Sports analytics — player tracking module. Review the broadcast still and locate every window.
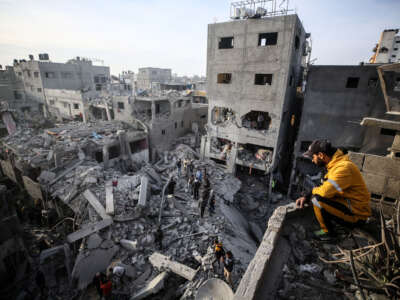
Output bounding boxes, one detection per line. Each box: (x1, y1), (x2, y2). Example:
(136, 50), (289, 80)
(289, 75), (293, 86)
(161, 129), (166, 135)
(396, 41), (400, 43)
(255, 74), (273, 85)
(368, 78), (378, 88)
(392, 55), (396, 58)
(258, 32), (278, 46)
(34, 72), (39, 78)
(45, 72), (55, 78)
(129, 139), (147, 154)
(94, 76), (100, 83)
(13, 91), (22, 100)
(394, 48), (398, 51)
(217, 73), (232, 84)
(95, 151), (103, 163)
(181, 120), (184, 128)
(118, 102), (125, 110)
(219, 37), (234, 49)
(17, 72), (22, 76)
(63, 102), (68, 108)
(295, 36), (300, 50)
(73, 103), (80, 109)
(346, 77), (359, 88)
(101, 77), (106, 83)
(26, 70), (31, 77)
(200, 114), (206, 119)
(174, 122), (177, 129)
(37, 88), (42, 92)
(49, 100), (55, 105)
(61, 72), (73, 79)
(108, 145), (121, 159)
(96, 84), (102, 91)
(380, 128), (396, 136)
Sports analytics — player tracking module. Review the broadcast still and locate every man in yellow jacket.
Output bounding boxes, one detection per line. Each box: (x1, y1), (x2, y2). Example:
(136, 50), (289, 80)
(296, 140), (371, 241)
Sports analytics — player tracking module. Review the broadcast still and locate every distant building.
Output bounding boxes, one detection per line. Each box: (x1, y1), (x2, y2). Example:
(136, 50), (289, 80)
(12, 55), (110, 114)
(202, 14), (309, 187)
(0, 66), (39, 115)
(136, 67), (172, 91)
(370, 29), (400, 64)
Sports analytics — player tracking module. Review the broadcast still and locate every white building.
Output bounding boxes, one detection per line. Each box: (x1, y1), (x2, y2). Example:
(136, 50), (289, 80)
(370, 29), (400, 64)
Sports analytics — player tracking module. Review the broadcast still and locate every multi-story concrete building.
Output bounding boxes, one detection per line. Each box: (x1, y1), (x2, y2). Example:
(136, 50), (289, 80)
(370, 29), (400, 64)
(202, 13), (309, 186)
(0, 66), (38, 114)
(12, 55), (110, 113)
(136, 67), (172, 91)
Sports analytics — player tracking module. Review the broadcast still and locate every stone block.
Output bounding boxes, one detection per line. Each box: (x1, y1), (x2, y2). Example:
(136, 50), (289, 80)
(348, 152), (364, 170)
(149, 252), (197, 281)
(361, 172), (386, 195)
(363, 155), (400, 177)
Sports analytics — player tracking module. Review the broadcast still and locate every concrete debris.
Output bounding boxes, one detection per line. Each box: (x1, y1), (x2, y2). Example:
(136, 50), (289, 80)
(66, 218), (113, 243)
(149, 252), (198, 281)
(105, 181), (114, 215)
(83, 189), (111, 220)
(120, 239), (138, 252)
(131, 271), (169, 300)
(195, 278), (234, 300)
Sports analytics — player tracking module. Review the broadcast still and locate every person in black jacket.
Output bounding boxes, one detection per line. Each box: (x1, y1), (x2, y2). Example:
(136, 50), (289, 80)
(222, 251), (234, 288)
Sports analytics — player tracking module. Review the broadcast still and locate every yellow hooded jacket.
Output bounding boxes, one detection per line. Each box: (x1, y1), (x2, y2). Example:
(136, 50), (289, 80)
(312, 149), (371, 218)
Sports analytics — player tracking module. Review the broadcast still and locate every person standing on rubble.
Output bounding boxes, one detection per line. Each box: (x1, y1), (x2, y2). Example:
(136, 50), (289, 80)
(100, 275), (112, 300)
(200, 177), (211, 218)
(222, 251), (234, 288)
(193, 177), (201, 201)
(187, 175), (195, 196)
(176, 159), (182, 177)
(188, 160), (194, 178)
(295, 140), (371, 241)
(208, 189), (216, 216)
(213, 238), (225, 270)
(92, 272), (104, 299)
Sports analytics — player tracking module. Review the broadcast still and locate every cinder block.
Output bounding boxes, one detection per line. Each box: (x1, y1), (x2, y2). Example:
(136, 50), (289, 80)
(363, 155), (400, 177)
(386, 177), (400, 200)
(348, 152), (365, 170)
(361, 171), (386, 195)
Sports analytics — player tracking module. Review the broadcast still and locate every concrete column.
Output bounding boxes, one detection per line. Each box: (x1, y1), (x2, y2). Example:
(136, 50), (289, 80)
(151, 101), (156, 120)
(103, 146), (109, 169)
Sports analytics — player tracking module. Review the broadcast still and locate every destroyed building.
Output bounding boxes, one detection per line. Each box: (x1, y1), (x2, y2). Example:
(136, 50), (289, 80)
(12, 55), (110, 116)
(136, 67), (172, 91)
(201, 13), (309, 187)
(370, 29), (400, 64)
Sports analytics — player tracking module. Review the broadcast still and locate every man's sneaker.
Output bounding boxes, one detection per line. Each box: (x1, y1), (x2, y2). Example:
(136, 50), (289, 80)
(313, 229), (335, 242)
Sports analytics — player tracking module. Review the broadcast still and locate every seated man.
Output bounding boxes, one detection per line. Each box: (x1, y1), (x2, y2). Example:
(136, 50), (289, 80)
(296, 140), (371, 241)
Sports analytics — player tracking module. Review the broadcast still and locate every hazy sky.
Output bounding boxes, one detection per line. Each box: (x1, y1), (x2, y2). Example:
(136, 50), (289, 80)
(0, 0), (399, 76)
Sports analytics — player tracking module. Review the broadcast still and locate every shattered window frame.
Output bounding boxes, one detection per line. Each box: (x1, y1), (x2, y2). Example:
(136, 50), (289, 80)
(217, 73), (232, 84)
(258, 32), (278, 46)
(218, 36), (234, 49)
(254, 74), (273, 85)
(117, 102), (125, 110)
(345, 77), (359, 89)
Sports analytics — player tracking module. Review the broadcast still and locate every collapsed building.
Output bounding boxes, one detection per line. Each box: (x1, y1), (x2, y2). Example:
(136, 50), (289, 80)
(201, 12), (310, 189)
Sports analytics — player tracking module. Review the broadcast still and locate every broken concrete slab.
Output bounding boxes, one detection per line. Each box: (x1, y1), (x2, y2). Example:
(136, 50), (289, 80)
(87, 233), (103, 250)
(138, 176), (149, 207)
(67, 218), (113, 243)
(83, 189), (110, 220)
(131, 271), (169, 300)
(120, 239), (138, 252)
(71, 242), (119, 290)
(149, 252), (197, 281)
(105, 181), (114, 216)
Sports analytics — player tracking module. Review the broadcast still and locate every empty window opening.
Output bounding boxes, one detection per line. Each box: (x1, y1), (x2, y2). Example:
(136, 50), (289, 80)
(129, 139), (147, 154)
(211, 107), (236, 125)
(73, 103), (80, 109)
(255, 74), (273, 85)
(368, 78), (378, 88)
(154, 100), (171, 118)
(237, 143), (273, 167)
(392, 55), (397, 58)
(395, 152), (400, 158)
(219, 37), (234, 49)
(380, 128), (396, 136)
(258, 32), (278, 46)
(371, 193), (381, 199)
(108, 145), (121, 159)
(217, 73), (232, 84)
(37, 88), (42, 92)
(242, 111), (271, 130)
(21, 106), (31, 113)
(181, 120), (184, 128)
(289, 75), (293, 86)
(49, 100), (55, 105)
(295, 36), (300, 50)
(300, 141), (312, 152)
(210, 137), (232, 161)
(95, 151), (103, 163)
(384, 197), (396, 203)
(13, 91), (22, 100)
(34, 72), (39, 78)
(96, 84), (102, 91)
(155, 103), (160, 114)
(117, 102), (125, 110)
(394, 48), (398, 51)
(346, 77), (359, 88)
(45, 72), (55, 78)
(174, 122), (177, 129)
(200, 114), (207, 119)
(161, 129), (166, 135)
